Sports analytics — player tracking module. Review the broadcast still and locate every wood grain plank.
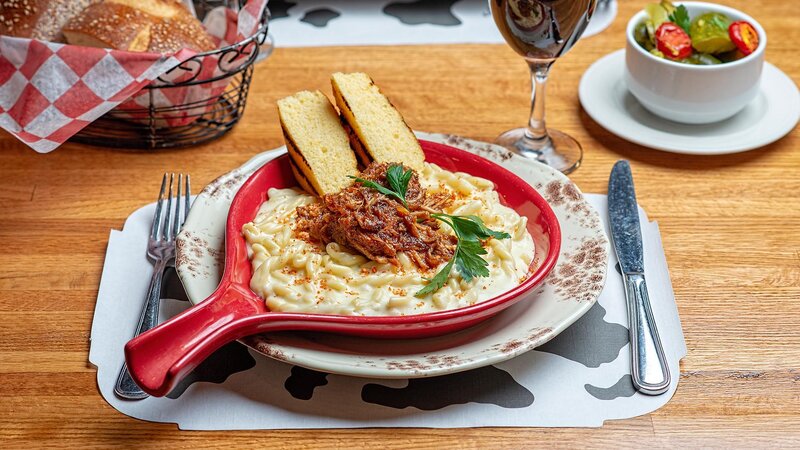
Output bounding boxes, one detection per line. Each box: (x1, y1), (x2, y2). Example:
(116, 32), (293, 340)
(0, 0), (798, 446)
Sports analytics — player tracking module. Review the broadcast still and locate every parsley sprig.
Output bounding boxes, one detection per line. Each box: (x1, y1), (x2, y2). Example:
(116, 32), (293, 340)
(349, 164), (511, 296)
(668, 4), (691, 34)
(349, 165), (412, 208)
(415, 214), (510, 297)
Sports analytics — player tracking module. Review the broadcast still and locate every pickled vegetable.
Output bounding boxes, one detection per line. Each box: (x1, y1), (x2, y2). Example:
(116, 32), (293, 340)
(682, 53), (722, 65)
(645, 3), (670, 28)
(655, 23), (692, 59)
(645, 19), (657, 46)
(690, 12), (735, 54)
(634, 3), (759, 65)
(716, 49), (745, 63)
(729, 21), (759, 55)
(634, 22), (655, 50)
(660, 0), (676, 15)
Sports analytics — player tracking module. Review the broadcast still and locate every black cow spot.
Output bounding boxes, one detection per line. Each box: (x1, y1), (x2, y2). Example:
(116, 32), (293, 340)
(361, 365), (533, 410)
(167, 342), (256, 398)
(300, 8), (341, 28)
(536, 302), (628, 368)
(285, 366), (329, 400)
(384, 0), (462, 26)
(615, 262), (622, 275)
(585, 375), (637, 400)
(269, 0), (297, 20)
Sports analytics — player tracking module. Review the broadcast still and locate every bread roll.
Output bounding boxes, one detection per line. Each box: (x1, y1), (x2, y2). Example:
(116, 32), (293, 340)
(62, 0), (215, 53)
(0, 0), (93, 41)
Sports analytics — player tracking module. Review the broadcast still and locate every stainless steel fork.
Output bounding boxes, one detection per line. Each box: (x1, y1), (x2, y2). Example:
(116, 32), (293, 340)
(115, 173), (191, 400)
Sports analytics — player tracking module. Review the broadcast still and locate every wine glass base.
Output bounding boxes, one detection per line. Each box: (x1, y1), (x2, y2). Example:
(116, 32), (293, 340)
(494, 128), (583, 175)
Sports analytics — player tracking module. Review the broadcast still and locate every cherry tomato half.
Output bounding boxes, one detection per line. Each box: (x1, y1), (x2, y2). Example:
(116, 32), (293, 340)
(655, 23), (692, 60)
(729, 21), (759, 56)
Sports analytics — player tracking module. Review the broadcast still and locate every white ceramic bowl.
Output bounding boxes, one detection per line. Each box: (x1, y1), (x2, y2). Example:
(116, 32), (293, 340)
(624, 2), (766, 124)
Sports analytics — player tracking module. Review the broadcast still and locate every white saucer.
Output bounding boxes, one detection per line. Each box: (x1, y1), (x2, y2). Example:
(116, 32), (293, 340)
(582, 0), (617, 39)
(579, 49), (800, 155)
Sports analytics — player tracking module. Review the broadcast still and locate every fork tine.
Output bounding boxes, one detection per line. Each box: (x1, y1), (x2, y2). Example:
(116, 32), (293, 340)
(162, 173), (174, 242)
(184, 174), (191, 224)
(151, 174), (167, 241)
(173, 174), (182, 239)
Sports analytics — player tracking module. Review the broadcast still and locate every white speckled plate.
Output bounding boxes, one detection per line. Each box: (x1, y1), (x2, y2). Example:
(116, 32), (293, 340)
(176, 132), (609, 378)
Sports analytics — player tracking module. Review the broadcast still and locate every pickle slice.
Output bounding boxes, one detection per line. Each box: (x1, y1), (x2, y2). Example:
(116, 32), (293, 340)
(690, 12), (736, 54)
(645, 3), (670, 28)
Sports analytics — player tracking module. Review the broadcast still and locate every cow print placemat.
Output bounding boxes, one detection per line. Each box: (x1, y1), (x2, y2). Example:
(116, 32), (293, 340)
(263, 0), (617, 48)
(91, 193), (685, 429)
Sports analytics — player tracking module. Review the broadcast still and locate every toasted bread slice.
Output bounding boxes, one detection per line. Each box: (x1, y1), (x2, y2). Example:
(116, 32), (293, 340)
(331, 72), (425, 171)
(277, 90), (358, 196)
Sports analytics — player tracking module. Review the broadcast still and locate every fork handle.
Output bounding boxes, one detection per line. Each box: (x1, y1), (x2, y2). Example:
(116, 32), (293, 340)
(114, 257), (170, 400)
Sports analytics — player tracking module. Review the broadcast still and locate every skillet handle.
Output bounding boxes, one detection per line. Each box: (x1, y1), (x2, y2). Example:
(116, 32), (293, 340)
(123, 284), (265, 397)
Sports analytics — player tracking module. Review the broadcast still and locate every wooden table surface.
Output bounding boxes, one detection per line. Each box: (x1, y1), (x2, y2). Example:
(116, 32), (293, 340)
(1, 0), (798, 447)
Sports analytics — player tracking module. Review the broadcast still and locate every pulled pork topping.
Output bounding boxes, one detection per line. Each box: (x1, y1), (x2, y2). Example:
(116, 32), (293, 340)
(295, 162), (456, 270)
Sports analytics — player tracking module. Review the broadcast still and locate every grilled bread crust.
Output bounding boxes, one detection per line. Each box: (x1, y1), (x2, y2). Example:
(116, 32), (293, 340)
(278, 90), (358, 196)
(331, 72), (425, 172)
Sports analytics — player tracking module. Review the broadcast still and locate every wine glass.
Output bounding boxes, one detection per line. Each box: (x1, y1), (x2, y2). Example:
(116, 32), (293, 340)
(490, 0), (597, 174)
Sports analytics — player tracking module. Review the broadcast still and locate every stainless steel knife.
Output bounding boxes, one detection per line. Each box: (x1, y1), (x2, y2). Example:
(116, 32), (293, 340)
(608, 160), (670, 396)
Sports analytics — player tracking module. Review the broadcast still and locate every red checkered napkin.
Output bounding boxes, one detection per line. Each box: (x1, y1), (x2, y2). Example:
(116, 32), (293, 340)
(0, 0), (267, 153)
(0, 39), (195, 152)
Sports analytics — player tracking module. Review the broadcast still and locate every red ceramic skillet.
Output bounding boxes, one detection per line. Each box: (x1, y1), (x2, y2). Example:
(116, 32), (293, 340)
(125, 140), (561, 397)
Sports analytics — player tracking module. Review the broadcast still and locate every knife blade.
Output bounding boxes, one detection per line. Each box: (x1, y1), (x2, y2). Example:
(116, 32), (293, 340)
(608, 160), (670, 396)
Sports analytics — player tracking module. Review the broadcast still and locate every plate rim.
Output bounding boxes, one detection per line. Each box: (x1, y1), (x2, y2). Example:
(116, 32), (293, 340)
(579, 49), (800, 155)
(176, 133), (609, 378)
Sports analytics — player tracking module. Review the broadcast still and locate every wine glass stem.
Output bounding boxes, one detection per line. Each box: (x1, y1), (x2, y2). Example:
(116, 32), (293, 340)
(524, 61), (553, 151)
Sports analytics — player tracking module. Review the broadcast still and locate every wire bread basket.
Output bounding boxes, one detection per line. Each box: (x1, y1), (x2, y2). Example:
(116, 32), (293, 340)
(70, 0), (270, 149)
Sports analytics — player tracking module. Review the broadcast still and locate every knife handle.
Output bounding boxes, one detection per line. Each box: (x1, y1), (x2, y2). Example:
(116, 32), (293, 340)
(623, 273), (670, 395)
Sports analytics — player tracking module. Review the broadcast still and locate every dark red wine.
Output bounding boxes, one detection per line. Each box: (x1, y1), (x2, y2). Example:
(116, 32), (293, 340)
(491, 0), (596, 61)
